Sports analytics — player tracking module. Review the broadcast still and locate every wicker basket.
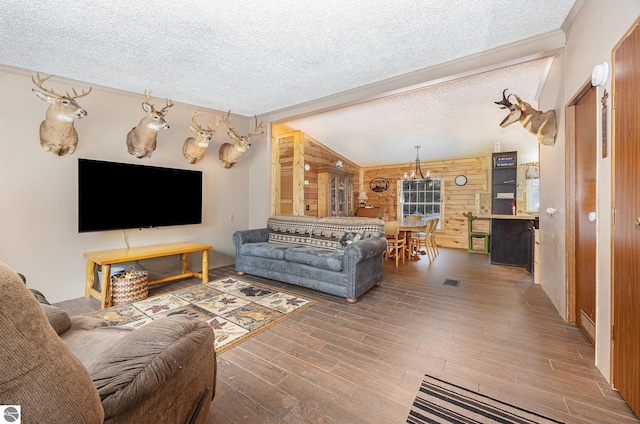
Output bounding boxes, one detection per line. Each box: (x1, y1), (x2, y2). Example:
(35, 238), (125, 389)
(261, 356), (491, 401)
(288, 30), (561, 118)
(111, 270), (148, 306)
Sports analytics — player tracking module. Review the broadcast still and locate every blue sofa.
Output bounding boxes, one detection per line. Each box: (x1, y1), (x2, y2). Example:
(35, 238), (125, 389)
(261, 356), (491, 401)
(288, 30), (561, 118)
(232, 215), (387, 303)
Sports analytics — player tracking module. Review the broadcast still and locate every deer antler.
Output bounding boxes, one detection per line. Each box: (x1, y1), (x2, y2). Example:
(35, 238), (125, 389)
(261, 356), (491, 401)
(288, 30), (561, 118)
(192, 111), (221, 133)
(248, 115), (265, 138)
(32, 73), (63, 98)
(161, 97), (174, 113)
(32, 72), (92, 99)
(68, 86), (92, 99)
(143, 90), (152, 104)
(222, 110), (242, 139)
(143, 90), (155, 108)
(222, 110), (264, 145)
(142, 90), (172, 114)
(191, 111), (204, 131)
(494, 89), (514, 109)
(209, 116), (222, 132)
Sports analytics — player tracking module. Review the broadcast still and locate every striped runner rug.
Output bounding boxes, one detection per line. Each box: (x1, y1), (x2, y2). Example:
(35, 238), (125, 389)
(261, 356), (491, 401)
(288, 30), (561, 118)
(407, 374), (563, 424)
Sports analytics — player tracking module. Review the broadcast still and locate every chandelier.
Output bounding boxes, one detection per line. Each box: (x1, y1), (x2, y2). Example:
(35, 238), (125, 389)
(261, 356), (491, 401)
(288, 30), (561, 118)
(404, 146), (431, 181)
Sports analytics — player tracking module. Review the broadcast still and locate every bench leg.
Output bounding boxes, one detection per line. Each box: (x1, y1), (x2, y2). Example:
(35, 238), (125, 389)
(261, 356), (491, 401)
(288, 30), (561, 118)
(100, 264), (111, 309)
(201, 249), (209, 284)
(85, 261), (95, 298)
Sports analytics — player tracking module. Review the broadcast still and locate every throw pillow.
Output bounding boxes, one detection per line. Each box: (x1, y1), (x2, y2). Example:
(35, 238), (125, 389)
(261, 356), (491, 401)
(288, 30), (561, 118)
(338, 230), (363, 249)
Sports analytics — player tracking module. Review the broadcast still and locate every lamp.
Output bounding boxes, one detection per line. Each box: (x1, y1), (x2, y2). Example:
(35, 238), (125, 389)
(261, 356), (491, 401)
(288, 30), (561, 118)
(357, 191), (369, 207)
(403, 146), (431, 181)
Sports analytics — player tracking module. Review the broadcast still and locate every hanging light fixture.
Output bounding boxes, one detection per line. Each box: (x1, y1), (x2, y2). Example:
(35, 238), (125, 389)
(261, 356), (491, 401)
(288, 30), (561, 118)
(403, 146), (431, 181)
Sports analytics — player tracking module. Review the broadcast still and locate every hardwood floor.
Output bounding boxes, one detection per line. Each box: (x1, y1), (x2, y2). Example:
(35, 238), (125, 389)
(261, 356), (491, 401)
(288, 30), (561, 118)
(55, 248), (639, 423)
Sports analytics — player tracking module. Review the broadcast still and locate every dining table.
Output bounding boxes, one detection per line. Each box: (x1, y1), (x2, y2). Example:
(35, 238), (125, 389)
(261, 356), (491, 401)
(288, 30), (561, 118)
(399, 219), (430, 260)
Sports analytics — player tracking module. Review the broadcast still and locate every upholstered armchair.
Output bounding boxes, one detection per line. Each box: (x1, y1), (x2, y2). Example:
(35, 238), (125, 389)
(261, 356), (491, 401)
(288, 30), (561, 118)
(0, 261), (216, 424)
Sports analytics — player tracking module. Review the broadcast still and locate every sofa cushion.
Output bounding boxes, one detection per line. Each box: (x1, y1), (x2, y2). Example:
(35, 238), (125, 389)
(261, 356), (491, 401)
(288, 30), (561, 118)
(267, 214), (317, 246)
(240, 242), (291, 260)
(284, 246), (345, 271)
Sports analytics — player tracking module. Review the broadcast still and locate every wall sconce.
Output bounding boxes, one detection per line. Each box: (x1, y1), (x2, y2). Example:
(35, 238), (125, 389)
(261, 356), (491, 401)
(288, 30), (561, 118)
(304, 163), (310, 171)
(357, 191), (369, 207)
(546, 207), (558, 217)
(592, 62), (609, 87)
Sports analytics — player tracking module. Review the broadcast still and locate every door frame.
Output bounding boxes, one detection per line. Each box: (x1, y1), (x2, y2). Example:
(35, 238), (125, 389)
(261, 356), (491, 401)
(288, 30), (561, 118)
(564, 79), (596, 324)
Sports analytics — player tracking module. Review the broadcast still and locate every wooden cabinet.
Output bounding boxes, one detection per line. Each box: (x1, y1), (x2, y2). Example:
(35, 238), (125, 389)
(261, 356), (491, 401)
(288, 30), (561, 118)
(490, 217), (537, 270)
(356, 207), (381, 218)
(318, 166), (354, 217)
(491, 152), (517, 215)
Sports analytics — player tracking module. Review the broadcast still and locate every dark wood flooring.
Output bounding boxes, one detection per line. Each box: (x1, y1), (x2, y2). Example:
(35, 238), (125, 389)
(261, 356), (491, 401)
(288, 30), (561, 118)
(55, 248), (640, 423)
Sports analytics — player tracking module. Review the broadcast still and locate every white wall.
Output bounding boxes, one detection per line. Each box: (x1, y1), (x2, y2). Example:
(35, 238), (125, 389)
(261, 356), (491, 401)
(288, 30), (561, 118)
(538, 51), (567, 318)
(0, 66), (256, 303)
(539, 1), (640, 381)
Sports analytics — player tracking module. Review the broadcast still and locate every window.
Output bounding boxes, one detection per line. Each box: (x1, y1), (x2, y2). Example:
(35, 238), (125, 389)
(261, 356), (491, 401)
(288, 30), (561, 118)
(401, 179), (442, 228)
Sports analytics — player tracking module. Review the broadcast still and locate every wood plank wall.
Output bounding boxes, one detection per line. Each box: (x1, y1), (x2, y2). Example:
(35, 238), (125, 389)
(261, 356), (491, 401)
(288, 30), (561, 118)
(362, 157), (490, 249)
(272, 127), (491, 249)
(274, 131), (359, 217)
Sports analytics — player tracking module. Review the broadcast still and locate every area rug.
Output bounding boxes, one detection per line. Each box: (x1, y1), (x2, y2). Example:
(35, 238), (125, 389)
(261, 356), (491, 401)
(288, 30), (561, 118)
(407, 374), (563, 424)
(86, 277), (315, 353)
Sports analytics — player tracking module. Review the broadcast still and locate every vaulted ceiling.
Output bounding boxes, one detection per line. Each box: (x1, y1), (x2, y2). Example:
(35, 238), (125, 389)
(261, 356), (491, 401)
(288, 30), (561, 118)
(1, 0), (581, 166)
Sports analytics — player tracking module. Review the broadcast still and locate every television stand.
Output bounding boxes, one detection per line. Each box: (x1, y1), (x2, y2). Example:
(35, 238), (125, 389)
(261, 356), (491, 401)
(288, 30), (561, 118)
(84, 242), (212, 309)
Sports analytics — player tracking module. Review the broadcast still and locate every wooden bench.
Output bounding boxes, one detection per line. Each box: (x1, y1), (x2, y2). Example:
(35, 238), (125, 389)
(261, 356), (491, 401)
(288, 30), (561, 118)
(84, 242), (212, 309)
(463, 212), (490, 254)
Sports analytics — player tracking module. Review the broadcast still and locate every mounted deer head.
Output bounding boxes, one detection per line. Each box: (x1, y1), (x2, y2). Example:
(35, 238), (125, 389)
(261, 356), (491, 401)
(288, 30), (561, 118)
(182, 111), (221, 164)
(495, 89), (557, 146)
(126, 90), (174, 158)
(219, 110), (264, 168)
(32, 73), (92, 156)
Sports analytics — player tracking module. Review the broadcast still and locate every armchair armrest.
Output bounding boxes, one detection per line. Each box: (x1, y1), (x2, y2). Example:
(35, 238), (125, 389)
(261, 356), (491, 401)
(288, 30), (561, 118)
(87, 316), (216, 423)
(40, 303), (72, 335)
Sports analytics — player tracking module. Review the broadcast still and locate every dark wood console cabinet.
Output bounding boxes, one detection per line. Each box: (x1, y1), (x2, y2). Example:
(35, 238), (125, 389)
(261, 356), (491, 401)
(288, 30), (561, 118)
(490, 217), (538, 272)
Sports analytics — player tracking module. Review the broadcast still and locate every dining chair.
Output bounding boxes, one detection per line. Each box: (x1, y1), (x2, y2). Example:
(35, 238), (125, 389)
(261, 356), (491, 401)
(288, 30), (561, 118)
(384, 221), (406, 267)
(405, 215), (427, 256)
(426, 218), (440, 262)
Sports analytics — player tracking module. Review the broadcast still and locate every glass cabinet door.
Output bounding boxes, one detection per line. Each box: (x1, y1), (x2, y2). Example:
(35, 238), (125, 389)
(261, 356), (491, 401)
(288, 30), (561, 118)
(338, 177), (346, 215)
(330, 177), (337, 215)
(318, 166), (355, 217)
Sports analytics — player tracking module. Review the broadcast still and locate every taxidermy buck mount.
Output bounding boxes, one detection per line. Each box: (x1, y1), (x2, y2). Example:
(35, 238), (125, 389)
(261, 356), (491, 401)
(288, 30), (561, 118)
(219, 110), (264, 168)
(31, 73), (92, 156)
(495, 89), (557, 146)
(126, 90), (174, 158)
(182, 111), (221, 164)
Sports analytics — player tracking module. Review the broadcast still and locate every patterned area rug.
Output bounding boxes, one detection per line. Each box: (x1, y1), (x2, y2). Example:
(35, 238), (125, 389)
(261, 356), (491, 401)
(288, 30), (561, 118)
(87, 277), (315, 353)
(407, 374), (563, 424)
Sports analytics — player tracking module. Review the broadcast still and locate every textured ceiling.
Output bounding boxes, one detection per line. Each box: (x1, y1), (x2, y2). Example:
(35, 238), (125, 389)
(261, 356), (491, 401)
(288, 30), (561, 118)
(0, 0), (579, 166)
(282, 58), (554, 166)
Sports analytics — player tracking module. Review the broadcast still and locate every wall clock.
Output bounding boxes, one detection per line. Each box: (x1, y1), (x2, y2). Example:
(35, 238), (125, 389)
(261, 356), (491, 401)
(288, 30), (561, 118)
(454, 175), (467, 186)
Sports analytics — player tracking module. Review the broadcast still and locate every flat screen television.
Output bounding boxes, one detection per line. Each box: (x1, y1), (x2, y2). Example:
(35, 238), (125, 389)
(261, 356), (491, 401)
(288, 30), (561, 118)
(78, 158), (202, 233)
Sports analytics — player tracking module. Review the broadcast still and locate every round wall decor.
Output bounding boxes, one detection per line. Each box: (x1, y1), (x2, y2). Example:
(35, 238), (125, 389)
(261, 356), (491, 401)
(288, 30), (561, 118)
(369, 177), (390, 192)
